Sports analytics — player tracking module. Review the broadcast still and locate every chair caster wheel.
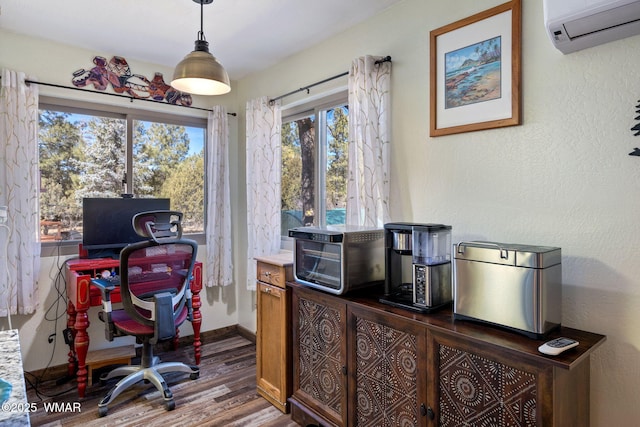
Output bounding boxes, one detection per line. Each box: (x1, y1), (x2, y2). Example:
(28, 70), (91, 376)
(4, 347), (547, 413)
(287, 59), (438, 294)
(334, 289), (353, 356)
(98, 406), (108, 417)
(165, 399), (175, 411)
(190, 372), (199, 380)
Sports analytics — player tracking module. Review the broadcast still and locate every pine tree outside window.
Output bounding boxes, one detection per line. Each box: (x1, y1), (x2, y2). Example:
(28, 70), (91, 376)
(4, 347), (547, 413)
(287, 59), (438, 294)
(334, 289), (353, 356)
(280, 94), (348, 240)
(38, 99), (206, 251)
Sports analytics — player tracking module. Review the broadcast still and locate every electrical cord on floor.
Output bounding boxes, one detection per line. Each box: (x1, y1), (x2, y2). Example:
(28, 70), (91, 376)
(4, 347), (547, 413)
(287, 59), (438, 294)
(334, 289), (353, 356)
(25, 243), (78, 400)
(24, 371), (76, 400)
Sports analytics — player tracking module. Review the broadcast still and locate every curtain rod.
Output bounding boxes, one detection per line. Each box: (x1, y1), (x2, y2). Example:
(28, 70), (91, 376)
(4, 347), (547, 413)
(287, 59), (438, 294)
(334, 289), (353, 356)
(0, 76), (237, 116)
(269, 55), (391, 104)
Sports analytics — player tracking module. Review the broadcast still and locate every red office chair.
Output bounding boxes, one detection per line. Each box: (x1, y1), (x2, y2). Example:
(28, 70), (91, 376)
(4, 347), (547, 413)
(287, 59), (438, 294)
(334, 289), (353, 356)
(92, 210), (199, 417)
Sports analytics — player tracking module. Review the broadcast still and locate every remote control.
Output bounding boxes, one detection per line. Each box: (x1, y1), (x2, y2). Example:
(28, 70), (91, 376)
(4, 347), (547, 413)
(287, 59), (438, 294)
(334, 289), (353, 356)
(538, 337), (579, 355)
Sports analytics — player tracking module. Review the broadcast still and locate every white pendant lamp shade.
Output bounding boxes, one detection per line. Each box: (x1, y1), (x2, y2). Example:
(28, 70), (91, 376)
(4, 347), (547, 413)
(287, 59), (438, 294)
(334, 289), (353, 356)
(171, 41), (231, 95)
(171, 0), (231, 96)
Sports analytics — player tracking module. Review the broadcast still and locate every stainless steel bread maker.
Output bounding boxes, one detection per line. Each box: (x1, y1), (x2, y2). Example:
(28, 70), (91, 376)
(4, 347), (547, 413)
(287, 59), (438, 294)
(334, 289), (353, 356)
(453, 241), (562, 339)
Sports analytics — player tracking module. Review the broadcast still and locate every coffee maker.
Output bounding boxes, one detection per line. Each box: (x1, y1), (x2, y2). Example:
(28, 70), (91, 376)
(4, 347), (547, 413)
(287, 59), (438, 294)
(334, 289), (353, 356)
(380, 222), (452, 313)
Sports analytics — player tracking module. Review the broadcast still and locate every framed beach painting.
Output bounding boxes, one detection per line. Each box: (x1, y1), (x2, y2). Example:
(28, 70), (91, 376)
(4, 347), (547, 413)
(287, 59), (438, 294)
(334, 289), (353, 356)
(430, 0), (521, 136)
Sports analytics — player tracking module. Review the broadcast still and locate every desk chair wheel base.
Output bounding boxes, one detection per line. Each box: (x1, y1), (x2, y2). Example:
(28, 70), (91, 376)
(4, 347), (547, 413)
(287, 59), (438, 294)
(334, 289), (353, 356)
(96, 362), (199, 417)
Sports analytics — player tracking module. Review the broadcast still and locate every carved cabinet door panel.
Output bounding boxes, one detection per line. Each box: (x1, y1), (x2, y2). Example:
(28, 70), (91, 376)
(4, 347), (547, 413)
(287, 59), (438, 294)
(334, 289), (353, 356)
(428, 330), (551, 427)
(291, 286), (348, 426)
(348, 306), (429, 427)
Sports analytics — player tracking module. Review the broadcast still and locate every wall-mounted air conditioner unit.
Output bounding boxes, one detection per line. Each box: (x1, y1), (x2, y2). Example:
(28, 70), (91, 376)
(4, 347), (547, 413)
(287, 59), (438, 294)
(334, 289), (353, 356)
(544, 0), (640, 53)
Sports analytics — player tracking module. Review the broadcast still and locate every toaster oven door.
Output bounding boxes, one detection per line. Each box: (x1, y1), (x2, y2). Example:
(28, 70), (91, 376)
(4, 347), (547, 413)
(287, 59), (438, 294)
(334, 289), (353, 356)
(294, 239), (342, 291)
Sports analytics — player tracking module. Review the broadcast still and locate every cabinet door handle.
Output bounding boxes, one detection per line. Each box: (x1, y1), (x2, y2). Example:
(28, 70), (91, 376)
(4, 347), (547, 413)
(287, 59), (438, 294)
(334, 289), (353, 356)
(420, 404), (435, 420)
(260, 287), (282, 298)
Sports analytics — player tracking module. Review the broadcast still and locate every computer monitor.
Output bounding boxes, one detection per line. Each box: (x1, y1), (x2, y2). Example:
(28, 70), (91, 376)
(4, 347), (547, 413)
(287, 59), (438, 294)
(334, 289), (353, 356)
(82, 197), (170, 258)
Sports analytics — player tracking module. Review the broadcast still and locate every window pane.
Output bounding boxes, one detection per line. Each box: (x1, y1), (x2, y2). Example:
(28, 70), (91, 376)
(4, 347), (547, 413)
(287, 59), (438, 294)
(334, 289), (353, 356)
(280, 101), (349, 238)
(324, 105), (348, 226)
(38, 110), (126, 242)
(133, 120), (205, 234)
(281, 114), (315, 236)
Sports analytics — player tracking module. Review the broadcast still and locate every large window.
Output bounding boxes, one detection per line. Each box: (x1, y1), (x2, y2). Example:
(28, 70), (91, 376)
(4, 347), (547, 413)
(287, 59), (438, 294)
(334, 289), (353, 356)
(38, 99), (206, 246)
(281, 96), (348, 236)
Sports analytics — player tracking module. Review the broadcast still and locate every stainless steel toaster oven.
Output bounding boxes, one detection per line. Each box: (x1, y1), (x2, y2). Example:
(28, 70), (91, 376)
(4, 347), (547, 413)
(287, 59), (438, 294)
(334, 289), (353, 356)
(288, 225), (385, 295)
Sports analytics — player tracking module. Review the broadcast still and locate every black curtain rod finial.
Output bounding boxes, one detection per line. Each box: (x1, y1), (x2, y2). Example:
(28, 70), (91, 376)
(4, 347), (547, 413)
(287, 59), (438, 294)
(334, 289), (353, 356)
(375, 55), (392, 64)
(268, 54), (392, 105)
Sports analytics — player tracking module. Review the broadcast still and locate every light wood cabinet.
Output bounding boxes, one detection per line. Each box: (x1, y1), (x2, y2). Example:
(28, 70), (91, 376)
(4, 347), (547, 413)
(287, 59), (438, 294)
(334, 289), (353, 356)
(287, 281), (606, 427)
(255, 254), (293, 413)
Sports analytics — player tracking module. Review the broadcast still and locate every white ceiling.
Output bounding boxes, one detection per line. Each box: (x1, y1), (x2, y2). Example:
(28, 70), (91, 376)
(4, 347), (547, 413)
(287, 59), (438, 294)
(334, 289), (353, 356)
(0, 0), (403, 80)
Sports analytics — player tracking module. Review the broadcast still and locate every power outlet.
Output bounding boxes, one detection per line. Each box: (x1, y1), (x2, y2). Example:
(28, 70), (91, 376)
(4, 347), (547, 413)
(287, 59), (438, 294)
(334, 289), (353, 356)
(0, 206), (6, 224)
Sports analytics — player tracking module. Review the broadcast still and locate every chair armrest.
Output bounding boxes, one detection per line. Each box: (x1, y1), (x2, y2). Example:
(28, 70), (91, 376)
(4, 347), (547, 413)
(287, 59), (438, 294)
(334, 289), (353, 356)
(91, 278), (119, 301)
(91, 278), (120, 341)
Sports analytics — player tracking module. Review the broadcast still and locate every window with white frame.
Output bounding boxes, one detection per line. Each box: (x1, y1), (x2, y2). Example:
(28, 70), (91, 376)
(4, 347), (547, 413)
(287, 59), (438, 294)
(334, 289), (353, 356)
(280, 94), (348, 237)
(38, 99), (206, 245)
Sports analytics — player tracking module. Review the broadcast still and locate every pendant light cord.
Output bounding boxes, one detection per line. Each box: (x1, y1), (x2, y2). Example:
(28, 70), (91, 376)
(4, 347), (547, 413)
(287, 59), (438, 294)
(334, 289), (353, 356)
(199, 0), (205, 41)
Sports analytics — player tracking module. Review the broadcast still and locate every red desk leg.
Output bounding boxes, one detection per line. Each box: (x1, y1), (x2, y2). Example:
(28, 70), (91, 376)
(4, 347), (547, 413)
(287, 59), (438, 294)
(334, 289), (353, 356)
(73, 308), (90, 398)
(72, 275), (91, 398)
(192, 293), (202, 365)
(191, 263), (202, 365)
(66, 301), (77, 377)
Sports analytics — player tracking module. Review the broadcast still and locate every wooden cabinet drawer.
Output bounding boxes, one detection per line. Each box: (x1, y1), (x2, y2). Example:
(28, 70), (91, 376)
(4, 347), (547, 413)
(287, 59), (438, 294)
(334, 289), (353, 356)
(257, 260), (292, 288)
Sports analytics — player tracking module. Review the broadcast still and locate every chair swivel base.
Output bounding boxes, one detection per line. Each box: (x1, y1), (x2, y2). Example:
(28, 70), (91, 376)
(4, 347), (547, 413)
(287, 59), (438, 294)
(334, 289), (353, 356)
(97, 360), (199, 417)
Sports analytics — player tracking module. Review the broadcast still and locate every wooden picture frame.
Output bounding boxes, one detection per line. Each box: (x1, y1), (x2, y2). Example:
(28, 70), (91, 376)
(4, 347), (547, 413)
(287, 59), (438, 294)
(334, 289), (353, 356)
(430, 0), (521, 137)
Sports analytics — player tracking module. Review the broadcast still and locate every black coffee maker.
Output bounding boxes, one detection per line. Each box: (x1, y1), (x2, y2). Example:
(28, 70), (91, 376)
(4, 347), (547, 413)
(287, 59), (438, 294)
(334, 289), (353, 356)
(380, 222), (452, 313)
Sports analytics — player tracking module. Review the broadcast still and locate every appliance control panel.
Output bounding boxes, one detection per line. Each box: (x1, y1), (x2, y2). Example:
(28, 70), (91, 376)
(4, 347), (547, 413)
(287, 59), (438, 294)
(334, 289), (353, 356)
(413, 265), (427, 306)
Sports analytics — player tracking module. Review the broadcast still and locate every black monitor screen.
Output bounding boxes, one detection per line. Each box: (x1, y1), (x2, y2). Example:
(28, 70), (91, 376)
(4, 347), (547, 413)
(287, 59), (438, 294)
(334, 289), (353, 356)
(82, 197), (170, 257)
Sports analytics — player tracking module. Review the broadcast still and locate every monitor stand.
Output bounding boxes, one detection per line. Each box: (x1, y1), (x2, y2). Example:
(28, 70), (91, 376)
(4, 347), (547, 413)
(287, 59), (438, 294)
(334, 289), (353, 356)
(86, 248), (121, 260)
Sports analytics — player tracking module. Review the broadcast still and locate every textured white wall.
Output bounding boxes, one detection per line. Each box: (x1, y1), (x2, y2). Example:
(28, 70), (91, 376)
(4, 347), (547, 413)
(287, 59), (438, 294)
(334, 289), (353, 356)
(234, 0), (640, 425)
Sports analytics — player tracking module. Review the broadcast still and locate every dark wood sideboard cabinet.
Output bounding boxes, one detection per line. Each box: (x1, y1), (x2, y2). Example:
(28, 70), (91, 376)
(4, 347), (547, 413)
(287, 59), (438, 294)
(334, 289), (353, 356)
(255, 254), (294, 413)
(287, 281), (606, 427)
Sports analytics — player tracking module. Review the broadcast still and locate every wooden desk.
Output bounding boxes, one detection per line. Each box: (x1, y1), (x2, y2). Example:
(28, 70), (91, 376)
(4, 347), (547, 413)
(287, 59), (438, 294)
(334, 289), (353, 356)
(65, 257), (203, 398)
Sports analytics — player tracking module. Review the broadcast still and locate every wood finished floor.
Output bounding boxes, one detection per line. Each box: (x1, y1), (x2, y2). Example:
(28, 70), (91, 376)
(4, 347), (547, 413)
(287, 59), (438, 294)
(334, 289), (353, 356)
(26, 334), (299, 427)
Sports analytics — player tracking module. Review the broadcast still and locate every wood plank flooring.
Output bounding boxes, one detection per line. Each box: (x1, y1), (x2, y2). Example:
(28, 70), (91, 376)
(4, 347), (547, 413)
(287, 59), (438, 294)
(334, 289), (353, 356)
(26, 334), (299, 427)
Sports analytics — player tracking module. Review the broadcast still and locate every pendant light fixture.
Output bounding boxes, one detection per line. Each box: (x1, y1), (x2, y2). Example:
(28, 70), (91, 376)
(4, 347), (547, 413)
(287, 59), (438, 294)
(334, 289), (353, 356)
(171, 0), (231, 95)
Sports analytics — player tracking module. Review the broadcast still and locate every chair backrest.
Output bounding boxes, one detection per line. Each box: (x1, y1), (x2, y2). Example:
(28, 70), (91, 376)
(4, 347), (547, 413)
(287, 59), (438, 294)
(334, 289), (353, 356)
(133, 210), (183, 242)
(119, 211), (198, 343)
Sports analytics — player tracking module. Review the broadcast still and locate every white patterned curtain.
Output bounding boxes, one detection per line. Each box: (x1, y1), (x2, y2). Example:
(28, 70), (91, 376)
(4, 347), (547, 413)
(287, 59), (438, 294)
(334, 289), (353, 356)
(0, 69), (41, 319)
(347, 55), (391, 227)
(246, 96), (281, 291)
(205, 106), (233, 287)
